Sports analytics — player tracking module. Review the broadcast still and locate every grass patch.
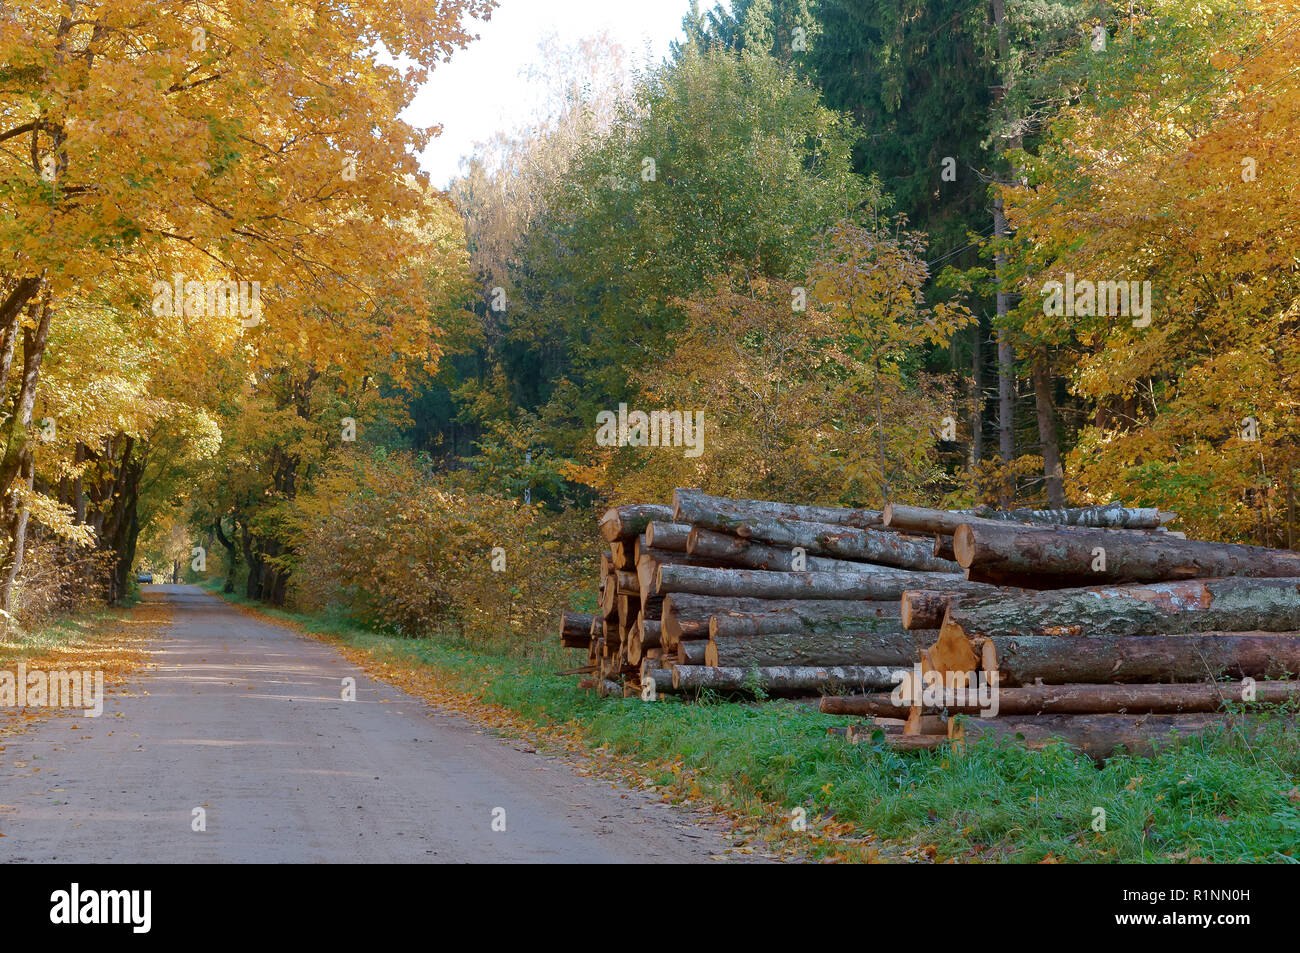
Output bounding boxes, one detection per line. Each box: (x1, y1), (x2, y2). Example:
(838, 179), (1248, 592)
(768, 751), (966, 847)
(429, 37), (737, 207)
(0, 599), (161, 740)
(206, 583), (1300, 863)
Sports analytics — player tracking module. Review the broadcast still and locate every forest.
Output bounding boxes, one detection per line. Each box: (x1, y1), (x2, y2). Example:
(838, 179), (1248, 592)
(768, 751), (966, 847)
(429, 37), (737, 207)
(3, 0), (1298, 645)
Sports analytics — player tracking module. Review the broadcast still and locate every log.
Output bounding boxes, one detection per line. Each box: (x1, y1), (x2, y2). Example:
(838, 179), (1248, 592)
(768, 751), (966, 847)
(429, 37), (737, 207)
(956, 713), (1218, 761)
(600, 504), (675, 542)
(615, 570), (639, 594)
(656, 564), (994, 601)
(679, 640), (708, 665)
(670, 665), (901, 693)
(644, 521), (693, 552)
(900, 590), (969, 630)
(988, 631), (1300, 685)
(884, 502), (1169, 534)
(977, 504), (1173, 528)
(638, 618), (662, 650)
(820, 680), (1300, 717)
(610, 539), (634, 570)
(673, 488), (883, 530)
(617, 593), (640, 632)
(686, 527), (893, 573)
(933, 534), (956, 562)
(706, 629), (936, 667)
(636, 549), (724, 606)
(559, 611), (596, 648)
(708, 600), (900, 638)
(854, 714), (1218, 760)
(953, 523), (1300, 583)
(699, 513), (960, 572)
(661, 594), (720, 648)
(640, 665), (674, 694)
(944, 577), (1300, 641)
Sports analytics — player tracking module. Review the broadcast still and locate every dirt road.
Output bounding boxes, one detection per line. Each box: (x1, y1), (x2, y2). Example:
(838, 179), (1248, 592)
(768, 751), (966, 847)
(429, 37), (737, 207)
(0, 586), (748, 863)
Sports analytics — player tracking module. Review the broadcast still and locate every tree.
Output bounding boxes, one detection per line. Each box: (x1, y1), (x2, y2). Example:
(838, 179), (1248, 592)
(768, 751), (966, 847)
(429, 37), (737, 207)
(0, 0), (490, 617)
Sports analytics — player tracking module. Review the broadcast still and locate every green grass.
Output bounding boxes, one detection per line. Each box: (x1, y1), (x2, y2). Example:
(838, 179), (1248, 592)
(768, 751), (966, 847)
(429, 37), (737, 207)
(0, 606), (124, 662)
(205, 582), (1300, 863)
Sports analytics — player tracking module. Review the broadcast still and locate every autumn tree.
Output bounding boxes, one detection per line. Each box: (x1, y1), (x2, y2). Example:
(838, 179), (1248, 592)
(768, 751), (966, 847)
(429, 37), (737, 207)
(0, 0), (491, 618)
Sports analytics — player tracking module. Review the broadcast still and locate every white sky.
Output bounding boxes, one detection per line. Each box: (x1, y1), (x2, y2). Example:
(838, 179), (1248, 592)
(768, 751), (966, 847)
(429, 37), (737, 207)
(407, 0), (699, 188)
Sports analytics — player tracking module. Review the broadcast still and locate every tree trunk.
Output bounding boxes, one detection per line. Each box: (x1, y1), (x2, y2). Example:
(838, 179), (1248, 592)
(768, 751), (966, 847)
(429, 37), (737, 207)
(884, 502), (1166, 534)
(901, 589), (972, 630)
(599, 504), (675, 542)
(0, 295), (53, 613)
(708, 600), (900, 638)
(988, 631), (1300, 685)
(953, 522), (1300, 583)
(0, 454), (34, 619)
(672, 489), (883, 530)
(559, 611), (596, 647)
(957, 713), (1222, 761)
(821, 680), (1299, 717)
(213, 517), (238, 593)
(678, 640), (707, 665)
(970, 321), (983, 473)
(681, 513), (959, 572)
(656, 564), (989, 601)
(1032, 351), (1066, 508)
(944, 576), (1300, 640)
(643, 521), (692, 552)
(992, 0), (1016, 507)
(706, 629), (935, 667)
(670, 664), (901, 693)
(687, 526), (895, 573)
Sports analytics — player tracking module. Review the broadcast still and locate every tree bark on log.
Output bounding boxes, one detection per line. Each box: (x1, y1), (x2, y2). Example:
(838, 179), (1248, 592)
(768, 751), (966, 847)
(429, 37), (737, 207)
(644, 521), (692, 552)
(641, 666), (674, 693)
(934, 534), (956, 561)
(988, 631), (1300, 685)
(656, 564), (993, 601)
(599, 504), (675, 542)
(679, 640), (707, 665)
(686, 526), (893, 573)
(693, 513), (960, 572)
(560, 611), (595, 648)
(820, 680), (1299, 717)
(708, 602), (900, 638)
(706, 629), (935, 667)
(670, 664), (901, 693)
(673, 488), (883, 530)
(1032, 350), (1067, 509)
(885, 502), (1168, 535)
(638, 618), (662, 649)
(901, 590), (970, 630)
(946, 577), (1300, 640)
(953, 523), (1300, 583)
(958, 713), (1220, 761)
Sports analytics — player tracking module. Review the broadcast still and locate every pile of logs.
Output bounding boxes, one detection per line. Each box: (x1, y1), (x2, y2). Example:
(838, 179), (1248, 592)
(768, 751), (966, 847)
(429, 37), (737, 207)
(558, 492), (1300, 759)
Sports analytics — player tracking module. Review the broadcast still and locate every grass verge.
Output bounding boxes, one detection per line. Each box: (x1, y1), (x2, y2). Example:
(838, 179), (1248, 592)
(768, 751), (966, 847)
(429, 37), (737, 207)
(206, 583), (1300, 863)
(0, 597), (163, 746)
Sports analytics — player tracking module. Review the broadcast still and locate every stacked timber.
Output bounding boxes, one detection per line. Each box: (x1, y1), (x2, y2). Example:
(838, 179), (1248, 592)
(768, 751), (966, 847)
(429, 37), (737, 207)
(564, 490), (1016, 699)
(562, 495), (1299, 758)
(816, 504), (1300, 759)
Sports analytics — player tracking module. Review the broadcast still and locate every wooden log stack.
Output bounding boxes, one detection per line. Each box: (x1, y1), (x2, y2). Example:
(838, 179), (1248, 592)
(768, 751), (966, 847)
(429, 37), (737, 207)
(561, 494), (1299, 758)
(562, 491), (1000, 698)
